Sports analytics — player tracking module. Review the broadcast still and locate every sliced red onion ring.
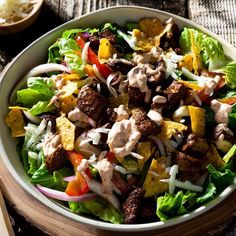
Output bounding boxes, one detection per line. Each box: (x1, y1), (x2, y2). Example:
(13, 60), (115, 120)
(26, 63), (71, 77)
(36, 184), (96, 202)
(63, 176), (77, 182)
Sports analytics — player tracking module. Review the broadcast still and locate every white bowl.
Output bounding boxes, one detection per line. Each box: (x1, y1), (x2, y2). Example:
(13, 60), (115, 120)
(0, 6), (236, 232)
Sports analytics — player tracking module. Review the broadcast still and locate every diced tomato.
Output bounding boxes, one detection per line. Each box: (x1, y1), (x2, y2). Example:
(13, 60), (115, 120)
(106, 151), (116, 163)
(76, 37), (112, 78)
(65, 172), (89, 196)
(65, 151), (91, 196)
(67, 151), (84, 167)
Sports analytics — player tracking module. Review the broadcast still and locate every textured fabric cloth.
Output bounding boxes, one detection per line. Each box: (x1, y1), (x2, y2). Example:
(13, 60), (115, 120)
(189, 0), (236, 46)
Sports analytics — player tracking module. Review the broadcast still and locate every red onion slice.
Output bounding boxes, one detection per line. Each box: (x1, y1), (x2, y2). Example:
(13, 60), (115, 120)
(26, 63), (71, 78)
(36, 184), (96, 202)
(63, 176), (77, 182)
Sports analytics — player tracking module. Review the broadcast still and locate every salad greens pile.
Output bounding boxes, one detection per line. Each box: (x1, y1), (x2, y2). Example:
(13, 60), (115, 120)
(5, 17), (236, 224)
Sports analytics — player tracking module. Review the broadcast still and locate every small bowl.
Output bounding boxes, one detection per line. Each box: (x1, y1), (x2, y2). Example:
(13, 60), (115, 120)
(0, 0), (44, 34)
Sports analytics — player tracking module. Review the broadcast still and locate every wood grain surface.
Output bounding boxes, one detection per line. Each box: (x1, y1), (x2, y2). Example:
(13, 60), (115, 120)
(1, 1), (236, 235)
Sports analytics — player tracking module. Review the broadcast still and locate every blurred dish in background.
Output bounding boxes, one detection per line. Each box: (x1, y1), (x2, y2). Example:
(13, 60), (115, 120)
(0, 0), (43, 34)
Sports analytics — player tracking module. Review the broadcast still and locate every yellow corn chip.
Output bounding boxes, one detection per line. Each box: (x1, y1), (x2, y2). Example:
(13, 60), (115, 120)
(206, 144), (225, 168)
(5, 108), (25, 137)
(139, 18), (164, 37)
(56, 115), (75, 151)
(137, 141), (155, 169)
(158, 120), (188, 140)
(188, 105), (205, 137)
(60, 95), (77, 114)
(143, 158), (169, 197)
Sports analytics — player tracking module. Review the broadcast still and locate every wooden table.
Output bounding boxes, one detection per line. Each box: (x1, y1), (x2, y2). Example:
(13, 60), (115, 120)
(1, 0), (236, 235)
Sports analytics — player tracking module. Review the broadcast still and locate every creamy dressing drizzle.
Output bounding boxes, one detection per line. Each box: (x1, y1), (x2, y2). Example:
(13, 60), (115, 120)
(43, 134), (61, 157)
(107, 118), (141, 157)
(211, 99), (232, 124)
(198, 75), (221, 95)
(114, 105), (129, 121)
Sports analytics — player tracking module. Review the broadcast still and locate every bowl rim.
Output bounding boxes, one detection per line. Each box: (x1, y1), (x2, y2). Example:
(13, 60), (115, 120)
(0, 0), (44, 28)
(1, 5), (236, 232)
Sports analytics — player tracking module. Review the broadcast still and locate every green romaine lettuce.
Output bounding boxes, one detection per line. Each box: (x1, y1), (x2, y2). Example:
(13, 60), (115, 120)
(220, 61), (236, 89)
(28, 101), (55, 116)
(58, 38), (85, 76)
(69, 197), (124, 224)
(62, 28), (99, 39)
(17, 77), (54, 107)
(31, 164), (71, 191)
(195, 182), (216, 204)
(48, 40), (61, 64)
(179, 28), (227, 71)
(156, 191), (196, 221)
(206, 164), (235, 191)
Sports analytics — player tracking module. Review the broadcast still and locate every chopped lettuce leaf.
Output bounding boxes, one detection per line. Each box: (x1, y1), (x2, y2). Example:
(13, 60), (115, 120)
(31, 164), (71, 191)
(156, 191), (195, 221)
(203, 105), (216, 130)
(206, 164), (235, 191)
(195, 182), (216, 204)
(71, 197), (124, 224)
(17, 77), (54, 107)
(68, 201), (90, 214)
(179, 28), (227, 71)
(28, 101), (55, 116)
(202, 36), (227, 71)
(58, 38), (85, 76)
(27, 151), (40, 175)
(100, 23), (117, 33)
(48, 40), (61, 64)
(62, 28), (98, 39)
(218, 90), (236, 99)
(221, 61), (236, 89)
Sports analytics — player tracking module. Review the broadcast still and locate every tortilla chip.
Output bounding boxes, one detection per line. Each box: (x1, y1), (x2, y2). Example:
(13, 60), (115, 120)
(56, 115), (75, 151)
(188, 105), (205, 137)
(143, 158), (169, 197)
(60, 95), (77, 114)
(206, 144), (225, 168)
(137, 141), (155, 169)
(158, 120), (188, 140)
(139, 18), (164, 37)
(5, 108), (25, 137)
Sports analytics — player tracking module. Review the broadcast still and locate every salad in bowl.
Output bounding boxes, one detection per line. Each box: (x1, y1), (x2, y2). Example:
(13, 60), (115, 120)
(4, 13), (236, 225)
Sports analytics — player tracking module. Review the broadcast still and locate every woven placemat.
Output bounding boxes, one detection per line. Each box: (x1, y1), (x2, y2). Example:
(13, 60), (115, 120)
(188, 0), (236, 46)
